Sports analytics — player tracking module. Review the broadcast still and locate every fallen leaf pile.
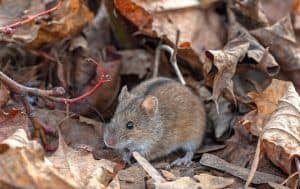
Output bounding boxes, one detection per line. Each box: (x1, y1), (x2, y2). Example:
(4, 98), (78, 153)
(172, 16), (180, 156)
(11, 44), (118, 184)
(1, 0), (300, 188)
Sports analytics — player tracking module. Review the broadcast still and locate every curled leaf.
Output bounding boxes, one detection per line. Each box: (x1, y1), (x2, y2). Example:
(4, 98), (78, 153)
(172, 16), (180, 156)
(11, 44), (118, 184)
(0, 129), (80, 189)
(228, 9), (279, 77)
(229, 0), (269, 29)
(262, 81), (300, 174)
(251, 15), (300, 92)
(205, 40), (249, 113)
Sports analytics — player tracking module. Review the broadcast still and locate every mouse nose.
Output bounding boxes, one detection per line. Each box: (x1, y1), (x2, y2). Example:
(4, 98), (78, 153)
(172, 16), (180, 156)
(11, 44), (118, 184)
(104, 135), (117, 148)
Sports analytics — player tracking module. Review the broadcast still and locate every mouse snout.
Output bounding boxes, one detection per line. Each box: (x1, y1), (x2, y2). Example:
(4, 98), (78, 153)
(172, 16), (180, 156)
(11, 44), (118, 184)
(104, 134), (118, 148)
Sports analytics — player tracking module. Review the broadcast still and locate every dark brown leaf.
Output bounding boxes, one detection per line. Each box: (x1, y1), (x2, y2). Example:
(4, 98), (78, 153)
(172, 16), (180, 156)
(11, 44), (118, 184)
(251, 15), (300, 92)
(205, 40), (249, 112)
(228, 10), (280, 77)
(229, 0), (269, 29)
(113, 0), (226, 73)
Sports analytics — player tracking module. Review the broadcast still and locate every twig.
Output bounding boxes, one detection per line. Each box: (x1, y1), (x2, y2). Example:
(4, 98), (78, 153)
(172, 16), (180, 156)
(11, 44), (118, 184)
(153, 30), (186, 85)
(62, 58), (111, 104)
(0, 58), (110, 147)
(281, 172), (298, 185)
(295, 157), (300, 185)
(245, 139), (263, 187)
(0, 1), (63, 35)
(0, 59), (110, 104)
(199, 153), (284, 185)
(132, 151), (166, 184)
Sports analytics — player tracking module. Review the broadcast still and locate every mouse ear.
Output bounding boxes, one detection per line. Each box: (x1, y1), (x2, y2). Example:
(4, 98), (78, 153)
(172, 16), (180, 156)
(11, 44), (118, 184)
(141, 96), (158, 117)
(118, 86), (131, 101)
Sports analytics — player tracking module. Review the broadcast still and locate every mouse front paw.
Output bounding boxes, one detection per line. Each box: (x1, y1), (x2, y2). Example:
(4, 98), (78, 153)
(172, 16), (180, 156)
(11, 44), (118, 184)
(171, 151), (194, 166)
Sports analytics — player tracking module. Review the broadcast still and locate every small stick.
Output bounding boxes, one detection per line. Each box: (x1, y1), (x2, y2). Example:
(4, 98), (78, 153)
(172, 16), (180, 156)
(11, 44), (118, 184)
(295, 157), (300, 185)
(0, 58), (110, 147)
(245, 139), (262, 187)
(281, 172), (298, 185)
(0, 59), (111, 104)
(0, 1), (63, 35)
(132, 151), (166, 184)
(153, 30), (186, 85)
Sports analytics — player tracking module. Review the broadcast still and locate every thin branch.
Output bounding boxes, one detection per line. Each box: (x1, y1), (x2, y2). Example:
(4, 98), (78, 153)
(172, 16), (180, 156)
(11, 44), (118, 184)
(0, 1), (63, 35)
(132, 151), (166, 184)
(0, 58), (110, 147)
(62, 58), (111, 104)
(153, 30), (186, 85)
(295, 157), (300, 185)
(0, 59), (111, 105)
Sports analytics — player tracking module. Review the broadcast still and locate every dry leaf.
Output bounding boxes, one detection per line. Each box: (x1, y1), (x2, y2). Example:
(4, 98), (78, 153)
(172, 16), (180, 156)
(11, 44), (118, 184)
(229, 0), (269, 29)
(118, 165), (147, 189)
(0, 109), (28, 141)
(228, 9), (279, 77)
(0, 129), (80, 189)
(261, 0), (293, 24)
(119, 49), (154, 79)
(113, 0), (225, 73)
(0, 0), (93, 46)
(261, 81), (300, 174)
(241, 79), (290, 136)
(268, 182), (290, 189)
(251, 15), (300, 92)
(246, 80), (300, 186)
(0, 0), (43, 43)
(106, 175), (121, 189)
(161, 170), (177, 181)
(205, 40), (249, 112)
(194, 173), (235, 189)
(156, 177), (201, 189)
(29, 0), (93, 48)
(0, 82), (10, 108)
(49, 128), (122, 189)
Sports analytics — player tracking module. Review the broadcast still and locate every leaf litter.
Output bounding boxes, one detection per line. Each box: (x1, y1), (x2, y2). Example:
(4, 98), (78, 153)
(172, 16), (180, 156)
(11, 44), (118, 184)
(0, 0), (300, 188)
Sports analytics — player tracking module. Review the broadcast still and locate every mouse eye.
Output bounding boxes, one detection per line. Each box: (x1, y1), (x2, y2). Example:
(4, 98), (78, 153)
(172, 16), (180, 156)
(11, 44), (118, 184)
(126, 121), (134, 129)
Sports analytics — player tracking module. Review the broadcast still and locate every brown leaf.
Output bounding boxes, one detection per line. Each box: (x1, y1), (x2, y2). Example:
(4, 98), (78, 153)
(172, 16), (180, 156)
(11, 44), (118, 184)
(0, 83), (10, 108)
(250, 15), (300, 92)
(0, 0), (91, 46)
(107, 175), (121, 189)
(228, 10), (280, 77)
(214, 123), (257, 168)
(0, 109), (28, 142)
(119, 49), (154, 79)
(240, 79), (290, 136)
(49, 128), (122, 188)
(0, 129), (80, 189)
(118, 165), (147, 189)
(83, 53), (121, 119)
(229, 0), (269, 29)
(29, 0), (93, 48)
(194, 173), (235, 189)
(113, 0), (226, 73)
(268, 182), (290, 189)
(261, 81), (300, 174)
(261, 0), (293, 24)
(156, 177), (201, 189)
(161, 170), (177, 181)
(54, 45), (122, 120)
(0, 0), (43, 43)
(205, 40), (249, 112)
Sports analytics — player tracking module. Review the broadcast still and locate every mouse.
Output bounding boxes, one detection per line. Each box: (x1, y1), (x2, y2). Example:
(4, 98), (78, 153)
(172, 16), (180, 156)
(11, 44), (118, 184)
(103, 77), (206, 166)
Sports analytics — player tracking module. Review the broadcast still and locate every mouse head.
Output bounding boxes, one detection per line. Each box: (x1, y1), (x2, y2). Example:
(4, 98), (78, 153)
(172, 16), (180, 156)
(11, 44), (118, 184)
(104, 86), (162, 151)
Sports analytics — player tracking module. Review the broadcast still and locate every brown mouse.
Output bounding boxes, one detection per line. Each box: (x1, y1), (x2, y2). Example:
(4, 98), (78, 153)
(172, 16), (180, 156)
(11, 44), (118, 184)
(103, 77), (206, 165)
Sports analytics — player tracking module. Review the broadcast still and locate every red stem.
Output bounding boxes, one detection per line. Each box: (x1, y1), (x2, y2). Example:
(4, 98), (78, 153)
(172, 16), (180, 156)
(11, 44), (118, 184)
(63, 62), (111, 104)
(0, 1), (63, 34)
